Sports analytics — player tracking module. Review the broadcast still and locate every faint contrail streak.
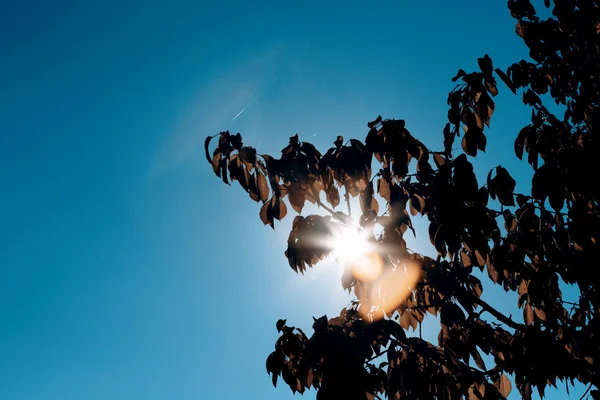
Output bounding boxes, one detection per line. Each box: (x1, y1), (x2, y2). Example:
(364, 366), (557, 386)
(225, 92), (262, 128)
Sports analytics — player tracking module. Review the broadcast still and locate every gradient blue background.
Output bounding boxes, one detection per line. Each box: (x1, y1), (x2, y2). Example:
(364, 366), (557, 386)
(0, 1), (585, 399)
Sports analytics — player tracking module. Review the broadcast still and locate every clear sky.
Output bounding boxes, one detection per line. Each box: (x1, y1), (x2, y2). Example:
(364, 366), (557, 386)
(0, 1), (585, 399)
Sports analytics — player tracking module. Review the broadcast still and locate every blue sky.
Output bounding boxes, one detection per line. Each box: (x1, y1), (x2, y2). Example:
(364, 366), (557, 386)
(0, 1), (585, 399)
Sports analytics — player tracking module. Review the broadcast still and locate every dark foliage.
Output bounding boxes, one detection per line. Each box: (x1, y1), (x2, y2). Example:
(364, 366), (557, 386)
(205, 1), (600, 398)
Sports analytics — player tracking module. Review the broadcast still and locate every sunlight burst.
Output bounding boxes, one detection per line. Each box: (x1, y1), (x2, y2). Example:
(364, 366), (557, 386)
(330, 226), (382, 282)
(331, 226), (371, 264)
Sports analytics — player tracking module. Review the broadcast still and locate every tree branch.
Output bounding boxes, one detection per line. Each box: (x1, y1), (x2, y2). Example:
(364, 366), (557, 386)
(471, 294), (526, 331)
(309, 194), (350, 224)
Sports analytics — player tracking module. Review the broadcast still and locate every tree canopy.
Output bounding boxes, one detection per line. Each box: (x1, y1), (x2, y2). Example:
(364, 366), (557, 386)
(205, 1), (600, 399)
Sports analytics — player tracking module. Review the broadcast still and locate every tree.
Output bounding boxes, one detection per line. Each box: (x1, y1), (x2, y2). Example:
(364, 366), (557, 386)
(205, 1), (600, 398)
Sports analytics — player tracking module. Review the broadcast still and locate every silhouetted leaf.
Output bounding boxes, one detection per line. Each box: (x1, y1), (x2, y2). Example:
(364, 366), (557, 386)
(495, 68), (516, 94)
(326, 185), (340, 209)
(516, 193), (530, 207)
(452, 69), (467, 82)
(378, 178), (391, 202)
(239, 146), (257, 164)
(289, 183), (307, 213)
(360, 181), (375, 214)
(368, 115), (382, 128)
(495, 374), (512, 398)
(472, 348), (486, 370)
(488, 166), (516, 206)
(522, 89), (540, 106)
(276, 319), (287, 332)
(260, 198), (273, 227)
(478, 54), (493, 76)
(433, 152), (446, 168)
(204, 136), (215, 165)
(524, 302), (534, 326)
(516, 21), (526, 38)
(400, 311), (419, 331)
(276, 197), (287, 220)
(257, 172), (270, 202)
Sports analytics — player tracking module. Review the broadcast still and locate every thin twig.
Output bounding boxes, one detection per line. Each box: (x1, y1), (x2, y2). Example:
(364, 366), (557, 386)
(365, 349), (389, 364)
(346, 191), (352, 218)
(310, 194), (349, 224)
(580, 383), (592, 400)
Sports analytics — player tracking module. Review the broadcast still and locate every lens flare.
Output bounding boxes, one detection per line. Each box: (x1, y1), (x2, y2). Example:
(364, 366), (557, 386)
(350, 252), (384, 282)
(326, 224), (423, 321)
(358, 261), (422, 321)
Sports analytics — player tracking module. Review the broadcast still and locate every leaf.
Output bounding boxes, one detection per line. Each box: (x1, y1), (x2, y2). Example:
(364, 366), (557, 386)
(400, 311), (419, 331)
(486, 80), (498, 96)
(487, 263), (500, 283)
(371, 198), (379, 215)
(231, 132), (243, 150)
(306, 369), (313, 388)
(433, 152), (446, 168)
(470, 276), (483, 297)
(276, 198), (288, 220)
(489, 166), (516, 206)
(276, 319), (286, 332)
(461, 250), (472, 267)
(441, 304), (466, 328)
(444, 346), (461, 369)
(204, 136), (215, 165)
(452, 69), (467, 82)
(516, 21), (526, 38)
(383, 320), (407, 341)
(410, 194), (425, 215)
(475, 250), (486, 267)
(211, 153), (221, 176)
(495, 374), (512, 398)
(326, 185), (340, 208)
(257, 172), (270, 202)
(360, 181), (375, 213)
(462, 128), (486, 157)
(289, 183), (307, 214)
(472, 348), (486, 370)
(514, 127), (529, 160)
(409, 198), (419, 216)
(516, 193), (530, 207)
(220, 158), (230, 185)
(478, 54), (493, 75)
(260, 198), (273, 227)
(367, 115), (382, 128)
(462, 133), (478, 157)
(378, 178), (391, 202)
(524, 302), (534, 326)
(522, 382), (532, 400)
(534, 307), (546, 321)
(239, 146), (257, 164)
(503, 210), (517, 232)
(522, 89), (541, 107)
(495, 68), (516, 94)
(266, 351), (282, 387)
(469, 383), (485, 400)
(518, 279), (528, 296)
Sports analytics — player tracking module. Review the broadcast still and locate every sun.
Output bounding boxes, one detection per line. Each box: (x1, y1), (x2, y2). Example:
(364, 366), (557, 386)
(330, 226), (383, 282)
(331, 226), (371, 263)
